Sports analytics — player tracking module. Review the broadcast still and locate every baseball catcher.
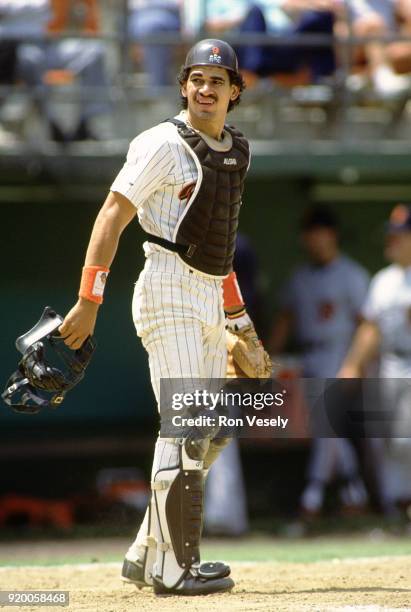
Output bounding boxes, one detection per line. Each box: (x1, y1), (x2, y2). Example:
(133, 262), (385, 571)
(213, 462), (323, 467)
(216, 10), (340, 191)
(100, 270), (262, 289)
(58, 38), (271, 596)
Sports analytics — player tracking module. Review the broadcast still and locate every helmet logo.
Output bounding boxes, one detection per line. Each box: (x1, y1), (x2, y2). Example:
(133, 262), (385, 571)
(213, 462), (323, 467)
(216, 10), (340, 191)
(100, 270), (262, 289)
(209, 46), (222, 64)
(209, 53), (222, 64)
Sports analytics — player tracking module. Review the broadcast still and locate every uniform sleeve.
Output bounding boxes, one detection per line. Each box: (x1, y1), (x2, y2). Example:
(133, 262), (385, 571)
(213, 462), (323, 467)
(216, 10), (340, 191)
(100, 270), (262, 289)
(361, 275), (380, 322)
(110, 132), (174, 209)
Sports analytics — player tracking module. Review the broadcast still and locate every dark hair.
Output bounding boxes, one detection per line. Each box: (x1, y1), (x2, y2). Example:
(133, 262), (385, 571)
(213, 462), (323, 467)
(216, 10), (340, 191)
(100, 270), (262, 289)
(301, 205), (339, 232)
(177, 65), (246, 112)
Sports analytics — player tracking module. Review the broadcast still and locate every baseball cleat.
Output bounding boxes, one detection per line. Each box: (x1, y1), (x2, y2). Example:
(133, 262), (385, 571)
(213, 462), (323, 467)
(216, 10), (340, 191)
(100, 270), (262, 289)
(121, 559), (231, 591)
(153, 571), (234, 596)
(121, 559), (148, 589)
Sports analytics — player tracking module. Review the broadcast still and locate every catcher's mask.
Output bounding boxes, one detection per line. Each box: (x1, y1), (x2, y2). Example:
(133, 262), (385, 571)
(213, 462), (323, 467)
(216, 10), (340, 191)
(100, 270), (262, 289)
(2, 306), (96, 414)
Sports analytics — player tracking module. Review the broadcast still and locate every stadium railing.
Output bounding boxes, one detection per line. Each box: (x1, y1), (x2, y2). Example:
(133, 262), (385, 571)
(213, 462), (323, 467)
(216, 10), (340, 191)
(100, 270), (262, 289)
(0, 11), (411, 162)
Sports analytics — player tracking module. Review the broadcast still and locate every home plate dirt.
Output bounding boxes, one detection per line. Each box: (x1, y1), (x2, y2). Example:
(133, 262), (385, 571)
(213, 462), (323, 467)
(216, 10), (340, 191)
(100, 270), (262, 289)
(0, 557), (410, 612)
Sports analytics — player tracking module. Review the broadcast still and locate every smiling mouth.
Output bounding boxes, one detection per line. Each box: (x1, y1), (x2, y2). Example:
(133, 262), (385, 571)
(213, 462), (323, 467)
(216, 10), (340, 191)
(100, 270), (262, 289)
(196, 97), (216, 106)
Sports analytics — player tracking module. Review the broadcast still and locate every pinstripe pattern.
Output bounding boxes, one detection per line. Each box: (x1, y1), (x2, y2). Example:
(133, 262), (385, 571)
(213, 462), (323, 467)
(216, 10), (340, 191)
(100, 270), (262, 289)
(111, 119), (198, 256)
(120, 113), (238, 583)
(127, 252), (227, 571)
(132, 251), (227, 400)
(111, 112), (234, 262)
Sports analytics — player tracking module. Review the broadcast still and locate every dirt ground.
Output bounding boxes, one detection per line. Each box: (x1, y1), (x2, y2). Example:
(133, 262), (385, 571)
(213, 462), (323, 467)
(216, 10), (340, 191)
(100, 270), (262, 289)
(0, 556), (410, 612)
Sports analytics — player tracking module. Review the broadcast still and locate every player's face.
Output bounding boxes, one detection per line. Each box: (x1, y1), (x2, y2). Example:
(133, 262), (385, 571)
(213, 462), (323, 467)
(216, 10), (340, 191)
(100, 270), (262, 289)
(181, 66), (239, 131)
(302, 227), (338, 264)
(384, 231), (411, 266)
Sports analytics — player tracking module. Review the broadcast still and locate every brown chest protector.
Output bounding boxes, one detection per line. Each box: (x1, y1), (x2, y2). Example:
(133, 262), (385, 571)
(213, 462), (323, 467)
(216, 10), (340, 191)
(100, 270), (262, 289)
(144, 118), (250, 277)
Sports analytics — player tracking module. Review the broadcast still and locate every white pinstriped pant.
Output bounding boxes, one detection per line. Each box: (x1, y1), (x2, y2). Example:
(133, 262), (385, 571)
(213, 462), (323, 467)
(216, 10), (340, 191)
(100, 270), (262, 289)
(127, 250), (227, 564)
(133, 250), (227, 387)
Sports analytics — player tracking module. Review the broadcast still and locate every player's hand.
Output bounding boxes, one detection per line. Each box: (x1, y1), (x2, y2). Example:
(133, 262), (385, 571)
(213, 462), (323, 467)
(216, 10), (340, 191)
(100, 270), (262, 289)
(225, 308), (272, 379)
(59, 298), (99, 350)
(338, 364), (361, 378)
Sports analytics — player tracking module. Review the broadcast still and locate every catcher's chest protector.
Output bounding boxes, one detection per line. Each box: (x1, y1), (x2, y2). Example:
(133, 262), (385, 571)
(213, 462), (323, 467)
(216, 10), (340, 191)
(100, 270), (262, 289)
(170, 119), (250, 277)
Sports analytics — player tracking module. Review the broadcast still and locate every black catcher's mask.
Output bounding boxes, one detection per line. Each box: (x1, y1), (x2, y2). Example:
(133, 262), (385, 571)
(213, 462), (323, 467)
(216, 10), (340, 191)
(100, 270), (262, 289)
(2, 307), (96, 414)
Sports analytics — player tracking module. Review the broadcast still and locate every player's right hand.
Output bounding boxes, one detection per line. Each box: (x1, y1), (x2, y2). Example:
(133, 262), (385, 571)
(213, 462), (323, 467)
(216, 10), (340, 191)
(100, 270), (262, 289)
(59, 298), (99, 350)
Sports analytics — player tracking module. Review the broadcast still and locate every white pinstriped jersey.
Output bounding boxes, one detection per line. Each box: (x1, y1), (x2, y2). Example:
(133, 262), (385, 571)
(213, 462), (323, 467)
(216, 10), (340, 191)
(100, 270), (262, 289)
(281, 255), (370, 377)
(110, 110), (235, 262)
(362, 264), (411, 377)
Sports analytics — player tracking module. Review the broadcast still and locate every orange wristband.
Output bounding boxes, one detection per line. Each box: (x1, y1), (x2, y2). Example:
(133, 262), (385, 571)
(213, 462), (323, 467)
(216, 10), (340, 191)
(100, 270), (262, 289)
(223, 271), (244, 310)
(79, 265), (110, 304)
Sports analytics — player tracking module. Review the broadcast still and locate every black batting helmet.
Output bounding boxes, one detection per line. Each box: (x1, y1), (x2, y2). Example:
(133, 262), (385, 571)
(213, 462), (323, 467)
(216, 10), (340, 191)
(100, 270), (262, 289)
(184, 39), (239, 75)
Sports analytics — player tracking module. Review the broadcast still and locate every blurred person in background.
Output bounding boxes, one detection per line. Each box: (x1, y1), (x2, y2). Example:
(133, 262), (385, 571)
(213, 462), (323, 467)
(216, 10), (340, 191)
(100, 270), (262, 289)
(127, 0), (182, 88)
(205, 232), (265, 536)
(230, 232), (265, 333)
(0, 0), (110, 141)
(183, 0), (337, 86)
(269, 205), (370, 518)
(237, 0), (337, 86)
(340, 0), (411, 97)
(0, 0), (50, 142)
(339, 203), (411, 515)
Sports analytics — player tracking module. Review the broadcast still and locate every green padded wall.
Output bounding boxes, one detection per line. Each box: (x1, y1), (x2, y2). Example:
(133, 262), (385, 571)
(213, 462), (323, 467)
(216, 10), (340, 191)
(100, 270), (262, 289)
(0, 179), (395, 428)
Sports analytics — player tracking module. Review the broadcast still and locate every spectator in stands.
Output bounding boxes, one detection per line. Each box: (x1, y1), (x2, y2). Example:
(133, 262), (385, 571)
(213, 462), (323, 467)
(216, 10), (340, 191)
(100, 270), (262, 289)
(387, 0), (411, 75)
(127, 0), (182, 88)
(0, 0), (50, 39)
(185, 0), (337, 86)
(238, 1), (337, 85)
(0, 0), (50, 144)
(0, 35), (18, 145)
(342, 0), (411, 97)
(0, 42), (17, 85)
(0, 0), (110, 141)
(269, 205), (370, 518)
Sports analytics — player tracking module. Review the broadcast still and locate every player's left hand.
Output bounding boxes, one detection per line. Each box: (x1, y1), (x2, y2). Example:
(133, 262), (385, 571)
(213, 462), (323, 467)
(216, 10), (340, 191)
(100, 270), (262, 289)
(225, 310), (272, 378)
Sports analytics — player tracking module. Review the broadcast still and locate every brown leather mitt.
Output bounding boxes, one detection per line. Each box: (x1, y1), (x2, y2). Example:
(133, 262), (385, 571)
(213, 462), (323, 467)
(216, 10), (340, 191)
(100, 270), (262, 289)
(226, 324), (272, 379)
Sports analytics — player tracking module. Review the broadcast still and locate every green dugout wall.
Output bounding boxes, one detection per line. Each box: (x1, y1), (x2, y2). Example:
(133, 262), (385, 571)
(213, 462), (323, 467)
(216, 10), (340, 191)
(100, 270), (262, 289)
(0, 177), (405, 428)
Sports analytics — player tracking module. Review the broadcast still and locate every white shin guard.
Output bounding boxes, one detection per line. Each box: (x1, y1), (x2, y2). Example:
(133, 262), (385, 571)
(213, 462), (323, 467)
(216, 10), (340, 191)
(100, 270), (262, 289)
(151, 442), (205, 589)
(127, 436), (229, 589)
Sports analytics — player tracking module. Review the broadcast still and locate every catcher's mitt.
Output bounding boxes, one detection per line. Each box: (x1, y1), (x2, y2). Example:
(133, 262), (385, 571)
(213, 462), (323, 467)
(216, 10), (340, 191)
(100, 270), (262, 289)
(226, 323), (272, 379)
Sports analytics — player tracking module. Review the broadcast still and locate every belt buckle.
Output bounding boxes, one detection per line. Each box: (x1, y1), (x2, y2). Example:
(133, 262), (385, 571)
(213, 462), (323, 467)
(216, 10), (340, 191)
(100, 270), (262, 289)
(186, 244), (197, 258)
